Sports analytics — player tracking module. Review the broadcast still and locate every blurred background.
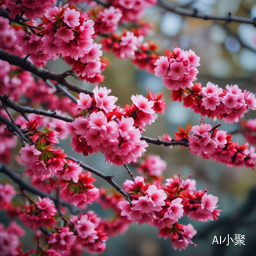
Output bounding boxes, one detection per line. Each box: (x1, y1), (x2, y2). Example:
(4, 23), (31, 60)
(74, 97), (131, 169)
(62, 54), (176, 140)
(2, 0), (256, 255)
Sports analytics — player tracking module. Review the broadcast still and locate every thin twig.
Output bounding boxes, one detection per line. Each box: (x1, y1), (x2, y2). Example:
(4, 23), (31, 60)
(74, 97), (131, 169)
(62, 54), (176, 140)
(39, 227), (52, 237)
(157, 0), (256, 26)
(56, 180), (63, 218)
(124, 164), (135, 183)
(0, 115), (32, 146)
(2, 105), (15, 123)
(46, 80), (78, 103)
(67, 156), (131, 202)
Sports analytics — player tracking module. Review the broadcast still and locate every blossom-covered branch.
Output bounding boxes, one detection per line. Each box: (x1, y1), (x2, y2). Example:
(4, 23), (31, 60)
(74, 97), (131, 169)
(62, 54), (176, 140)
(0, 162), (83, 214)
(0, 49), (93, 95)
(0, 95), (74, 123)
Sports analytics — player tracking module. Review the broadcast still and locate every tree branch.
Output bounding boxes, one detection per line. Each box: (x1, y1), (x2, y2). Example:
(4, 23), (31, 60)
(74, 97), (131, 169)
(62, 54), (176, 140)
(141, 136), (189, 147)
(0, 95), (74, 123)
(0, 115), (32, 146)
(45, 80), (78, 103)
(0, 162), (83, 214)
(67, 156), (131, 202)
(0, 49), (93, 96)
(157, 0), (256, 26)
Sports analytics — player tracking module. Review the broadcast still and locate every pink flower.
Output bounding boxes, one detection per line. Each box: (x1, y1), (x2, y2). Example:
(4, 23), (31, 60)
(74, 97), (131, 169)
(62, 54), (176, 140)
(127, 209), (142, 221)
(62, 160), (82, 183)
(63, 8), (80, 28)
(155, 56), (169, 77)
(138, 155), (166, 176)
(164, 198), (183, 220)
(201, 194), (218, 212)
(132, 196), (155, 213)
(168, 62), (185, 81)
(49, 119), (69, 140)
(119, 32), (138, 59)
(77, 93), (92, 111)
(95, 90), (118, 113)
(20, 145), (41, 165)
(75, 215), (95, 238)
(48, 227), (76, 252)
(26, 160), (51, 180)
(7, 222), (25, 237)
(146, 185), (167, 207)
(45, 130), (59, 144)
(36, 197), (57, 219)
(0, 229), (20, 256)
(172, 224), (197, 250)
(244, 91), (256, 109)
(89, 111), (107, 131)
(72, 117), (89, 137)
(182, 179), (196, 192)
(188, 193), (219, 222)
(214, 130), (227, 148)
(0, 183), (15, 209)
(223, 93), (238, 108)
(80, 43), (102, 63)
(46, 157), (65, 175)
(118, 201), (132, 216)
(131, 95), (155, 114)
(201, 95), (220, 111)
(55, 27), (74, 43)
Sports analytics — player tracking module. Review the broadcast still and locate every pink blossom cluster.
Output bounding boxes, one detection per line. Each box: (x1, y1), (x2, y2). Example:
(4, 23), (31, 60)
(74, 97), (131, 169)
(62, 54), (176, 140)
(110, 0), (157, 22)
(94, 7), (122, 34)
(69, 211), (108, 254)
(101, 31), (143, 59)
(97, 189), (131, 236)
(14, 5), (105, 82)
(0, 60), (32, 101)
(48, 227), (76, 252)
(19, 197), (57, 229)
(17, 113), (69, 140)
(118, 175), (220, 250)
(0, 222), (24, 256)
(101, 32), (159, 72)
(70, 86), (166, 165)
(132, 20), (153, 37)
(59, 171), (100, 207)
(137, 155), (166, 177)
(3, 0), (56, 20)
(0, 183), (15, 209)
(20, 144), (66, 180)
(176, 82), (256, 124)
(189, 122), (256, 169)
(19, 122), (100, 207)
(154, 47), (200, 90)
(241, 119), (256, 145)
(0, 17), (23, 56)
